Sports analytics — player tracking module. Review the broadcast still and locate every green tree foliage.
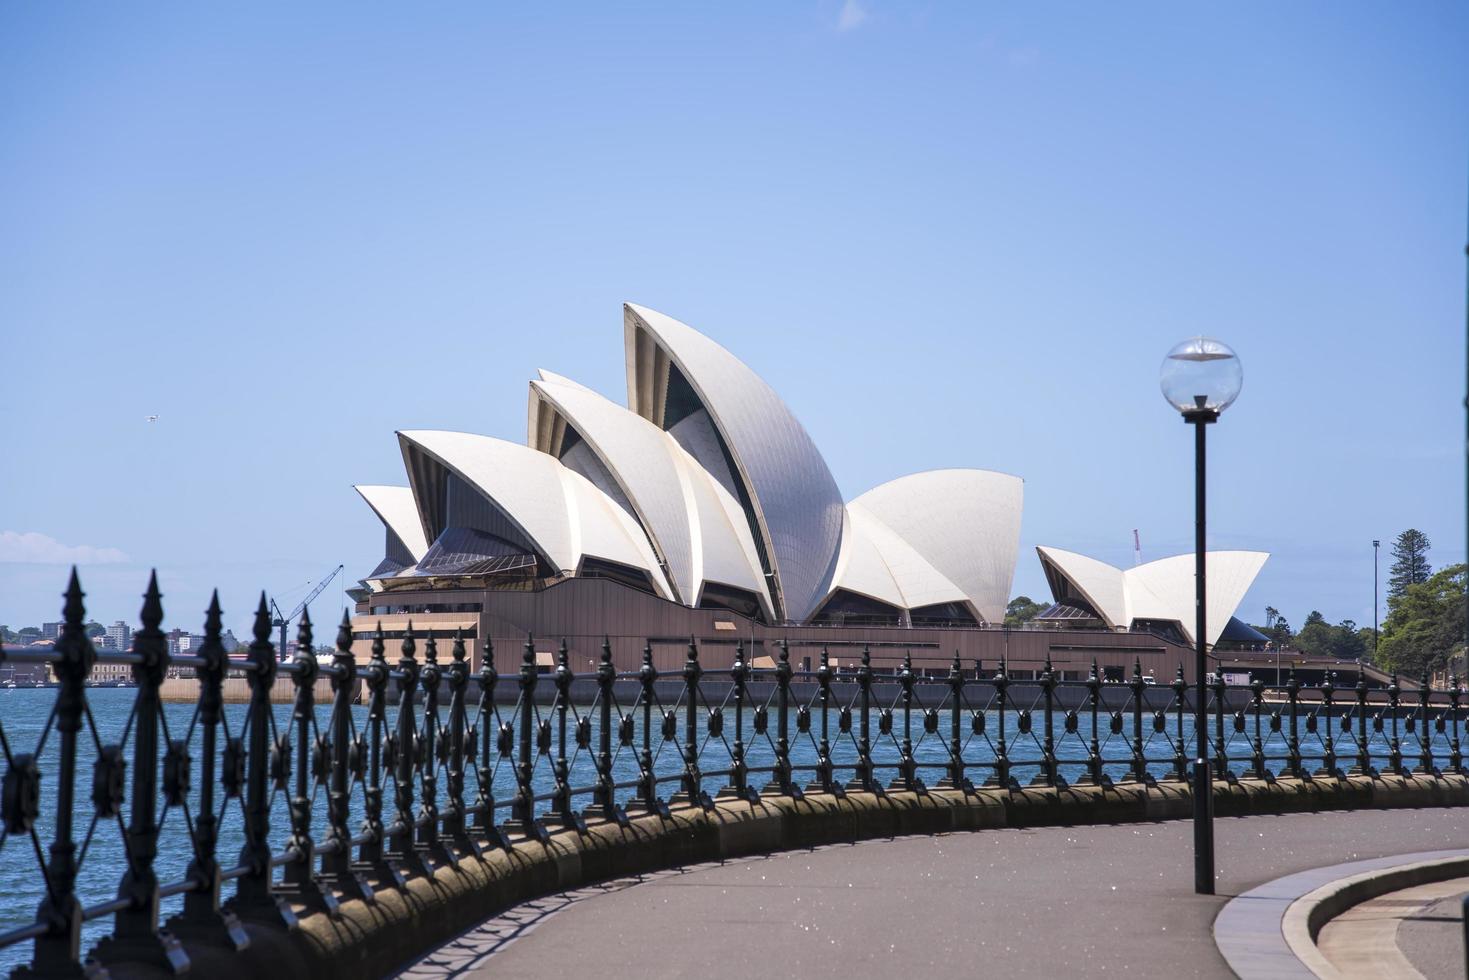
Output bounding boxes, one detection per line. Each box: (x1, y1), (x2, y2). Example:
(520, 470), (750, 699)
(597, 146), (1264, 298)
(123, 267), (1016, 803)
(1376, 563), (1466, 677)
(1005, 595), (1047, 627)
(17, 626), (40, 638)
(1254, 606), (1292, 646)
(1293, 611), (1367, 661)
(1388, 529), (1432, 600)
(85, 622), (106, 639)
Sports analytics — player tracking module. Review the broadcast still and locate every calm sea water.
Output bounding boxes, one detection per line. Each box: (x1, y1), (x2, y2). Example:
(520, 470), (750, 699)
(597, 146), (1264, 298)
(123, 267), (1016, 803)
(0, 684), (1426, 972)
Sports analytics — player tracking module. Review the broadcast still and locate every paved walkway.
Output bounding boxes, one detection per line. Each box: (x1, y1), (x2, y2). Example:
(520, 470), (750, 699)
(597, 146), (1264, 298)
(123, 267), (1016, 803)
(400, 808), (1469, 979)
(1318, 875), (1469, 977)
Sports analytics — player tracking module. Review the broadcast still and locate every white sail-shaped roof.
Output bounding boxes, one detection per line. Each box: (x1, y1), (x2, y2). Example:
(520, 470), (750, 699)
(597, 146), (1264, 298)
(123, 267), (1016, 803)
(527, 376), (772, 618)
(1037, 546), (1269, 647)
(624, 303), (845, 622)
(828, 505), (971, 615)
(354, 484), (429, 561)
(849, 470), (1024, 625)
(397, 429), (673, 599)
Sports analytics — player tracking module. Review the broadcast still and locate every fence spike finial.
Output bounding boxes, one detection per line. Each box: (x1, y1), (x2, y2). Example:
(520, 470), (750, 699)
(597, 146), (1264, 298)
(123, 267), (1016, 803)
(337, 609), (352, 653)
(297, 605), (313, 652)
(205, 590), (223, 639)
(64, 565), (86, 624)
(141, 569), (163, 629)
(253, 592), (272, 643)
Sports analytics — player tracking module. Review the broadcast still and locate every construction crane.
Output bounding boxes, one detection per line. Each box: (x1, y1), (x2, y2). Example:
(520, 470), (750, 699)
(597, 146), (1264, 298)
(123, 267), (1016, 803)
(270, 564), (344, 662)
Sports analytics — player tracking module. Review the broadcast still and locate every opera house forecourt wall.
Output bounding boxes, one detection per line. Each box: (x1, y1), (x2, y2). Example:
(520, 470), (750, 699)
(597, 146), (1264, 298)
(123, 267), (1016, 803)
(347, 304), (1268, 684)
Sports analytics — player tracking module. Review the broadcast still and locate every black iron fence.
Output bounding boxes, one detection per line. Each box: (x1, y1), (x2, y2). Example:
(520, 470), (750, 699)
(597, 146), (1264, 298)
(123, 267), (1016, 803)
(1, 571), (1464, 976)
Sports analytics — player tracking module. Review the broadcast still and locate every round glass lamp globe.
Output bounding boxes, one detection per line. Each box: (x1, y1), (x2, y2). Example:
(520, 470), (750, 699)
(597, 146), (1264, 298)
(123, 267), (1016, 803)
(1159, 337), (1242, 415)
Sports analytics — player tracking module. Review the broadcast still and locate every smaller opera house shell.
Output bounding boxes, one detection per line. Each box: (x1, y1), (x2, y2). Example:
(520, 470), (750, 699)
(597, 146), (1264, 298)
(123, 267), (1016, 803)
(349, 304), (1261, 681)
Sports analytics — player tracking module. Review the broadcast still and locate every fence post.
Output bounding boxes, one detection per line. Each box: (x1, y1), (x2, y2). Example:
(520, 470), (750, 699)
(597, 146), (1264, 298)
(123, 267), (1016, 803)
(811, 646), (836, 794)
(674, 638), (703, 806)
(768, 640), (795, 796)
(229, 595), (293, 927)
(440, 630), (476, 857)
(278, 610), (332, 912)
(939, 652), (966, 790)
(1243, 676), (1269, 780)
(417, 635), (454, 863)
(1351, 662), (1373, 775)
(721, 642), (751, 800)
(988, 657), (1013, 789)
(471, 641), (506, 850)
(358, 626), (400, 886)
(1283, 669), (1305, 780)
(631, 644), (660, 813)
(1079, 658), (1105, 786)
(318, 612), (370, 901)
(847, 646), (876, 792)
(589, 637), (618, 821)
(1317, 672), (1339, 778)
(1124, 658), (1147, 784)
(1451, 677), (1464, 775)
(22, 573), (91, 976)
(173, 592), (250, 948)
(1212, 669), (1229, 781)
(1170, 665), (1188, 783)
(87, 574), (188, 971)
(1388, 673), (1403, 775)
(552, 641), (582, 828)
(509, 636), (538, 830)
(1414, 669), (1434, 774)
(386, 627), (426, 875)
(889, 651), (917, 791)
(1032, 654), (1057, 788)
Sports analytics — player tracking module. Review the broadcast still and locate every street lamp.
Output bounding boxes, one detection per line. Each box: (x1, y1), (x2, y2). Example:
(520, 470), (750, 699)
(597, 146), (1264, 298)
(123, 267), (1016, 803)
(1160, 336), (1242, 896)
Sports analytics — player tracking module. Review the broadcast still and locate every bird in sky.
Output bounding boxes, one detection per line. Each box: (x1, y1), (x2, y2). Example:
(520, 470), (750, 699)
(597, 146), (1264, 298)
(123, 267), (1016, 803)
(145, 415), (159, 423)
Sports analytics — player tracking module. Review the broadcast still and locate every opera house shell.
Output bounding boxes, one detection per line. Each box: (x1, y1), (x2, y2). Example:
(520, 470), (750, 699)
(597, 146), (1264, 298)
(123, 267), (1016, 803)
(348, 303), (1263, 680)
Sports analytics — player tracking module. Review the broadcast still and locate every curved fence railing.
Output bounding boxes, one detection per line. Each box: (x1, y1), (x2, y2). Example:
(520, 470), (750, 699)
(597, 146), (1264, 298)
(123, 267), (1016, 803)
(0, 571), (1463, 976)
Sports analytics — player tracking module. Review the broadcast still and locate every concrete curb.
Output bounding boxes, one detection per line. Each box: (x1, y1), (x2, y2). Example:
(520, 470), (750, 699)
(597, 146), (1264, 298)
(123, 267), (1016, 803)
(1283, 855), (1469, 978)
(128, 773), (1469, 979)
(1214, 848), (1469, 979)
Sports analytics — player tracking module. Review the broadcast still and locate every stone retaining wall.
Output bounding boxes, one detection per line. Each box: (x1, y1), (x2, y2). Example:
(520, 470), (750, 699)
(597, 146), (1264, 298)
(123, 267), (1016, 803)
(152, 774), (1469, 978)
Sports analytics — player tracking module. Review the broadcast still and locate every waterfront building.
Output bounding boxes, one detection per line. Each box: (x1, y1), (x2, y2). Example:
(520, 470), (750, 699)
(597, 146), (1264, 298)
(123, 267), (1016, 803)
(105, 620), (131, 653)
(348, 304), (1265, 682)
(41, 621), (62, 640)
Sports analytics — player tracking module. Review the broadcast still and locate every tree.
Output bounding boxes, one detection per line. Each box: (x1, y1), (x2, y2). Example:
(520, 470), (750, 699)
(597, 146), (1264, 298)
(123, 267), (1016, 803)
(1254, 607), (1292, 647)
(1294, 611), (1331, 656)
(1005, 596), (1047, 627)
(85, 622), (106, 639)
(1376, 563), (1466, 677)
(1388, 529), (1432, 600)
(17, 626), (40, 638)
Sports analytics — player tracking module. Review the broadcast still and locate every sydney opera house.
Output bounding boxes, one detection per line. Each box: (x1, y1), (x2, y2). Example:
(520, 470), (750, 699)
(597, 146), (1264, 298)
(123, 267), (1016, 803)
(348, 304), (1267, 680)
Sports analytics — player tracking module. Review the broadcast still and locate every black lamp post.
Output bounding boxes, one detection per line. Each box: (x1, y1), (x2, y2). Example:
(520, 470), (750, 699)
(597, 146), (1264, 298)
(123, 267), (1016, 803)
(1161, 336), (1242, 896)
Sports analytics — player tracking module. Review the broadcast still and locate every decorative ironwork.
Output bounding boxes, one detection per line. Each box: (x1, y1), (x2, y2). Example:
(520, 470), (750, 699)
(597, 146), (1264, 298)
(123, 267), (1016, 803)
(2, 569), (1466, 976)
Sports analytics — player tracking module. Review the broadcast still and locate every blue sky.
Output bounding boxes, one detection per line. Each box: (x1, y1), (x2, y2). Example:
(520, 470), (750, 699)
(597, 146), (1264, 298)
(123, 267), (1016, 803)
(2, 3), (1465, 638)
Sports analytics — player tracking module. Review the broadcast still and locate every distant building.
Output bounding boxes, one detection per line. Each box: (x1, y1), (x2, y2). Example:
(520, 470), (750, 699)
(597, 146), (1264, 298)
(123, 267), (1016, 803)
(41, 622), (63, 640)
(105, 621), (131, 653)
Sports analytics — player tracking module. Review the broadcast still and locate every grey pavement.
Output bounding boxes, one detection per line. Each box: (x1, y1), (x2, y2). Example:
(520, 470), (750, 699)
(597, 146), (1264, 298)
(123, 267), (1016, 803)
(1401, 884), (1469, 979)
(399, 807), (1469, 979)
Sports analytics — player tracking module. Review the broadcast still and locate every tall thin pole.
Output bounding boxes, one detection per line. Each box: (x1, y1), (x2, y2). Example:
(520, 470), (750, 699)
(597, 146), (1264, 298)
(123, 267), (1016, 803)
(1188, 410), (1215, 896)
(1363, 540), (1374, 664)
